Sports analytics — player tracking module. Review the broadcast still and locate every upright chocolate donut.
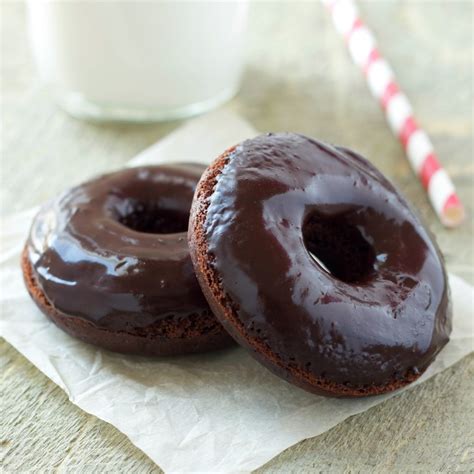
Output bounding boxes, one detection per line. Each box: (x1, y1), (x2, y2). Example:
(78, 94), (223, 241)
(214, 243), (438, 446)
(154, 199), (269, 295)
(189, 133), (452, 397)
(23, 164), (233, 356)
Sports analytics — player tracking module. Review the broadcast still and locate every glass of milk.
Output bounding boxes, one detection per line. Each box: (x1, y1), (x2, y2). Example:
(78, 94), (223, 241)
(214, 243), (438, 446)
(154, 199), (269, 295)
(27, 1), (249, 122)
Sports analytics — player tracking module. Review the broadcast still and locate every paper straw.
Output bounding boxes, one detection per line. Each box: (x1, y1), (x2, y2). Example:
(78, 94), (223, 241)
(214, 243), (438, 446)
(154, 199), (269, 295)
(322, 0), (465, 228)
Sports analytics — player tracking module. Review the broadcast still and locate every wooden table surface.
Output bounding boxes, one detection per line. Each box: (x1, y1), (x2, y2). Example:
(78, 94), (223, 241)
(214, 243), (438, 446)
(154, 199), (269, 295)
(1, 2), (473, 472)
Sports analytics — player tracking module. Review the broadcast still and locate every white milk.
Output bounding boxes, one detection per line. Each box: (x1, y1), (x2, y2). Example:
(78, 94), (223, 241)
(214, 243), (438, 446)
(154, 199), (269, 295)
(27, 1), (248, 121)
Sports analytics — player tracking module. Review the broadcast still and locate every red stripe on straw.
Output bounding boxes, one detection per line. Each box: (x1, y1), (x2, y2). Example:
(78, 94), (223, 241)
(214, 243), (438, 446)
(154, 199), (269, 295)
(399, 116), (419, 147)
(363, 48), (381, 75)
(345, 18), (363, 42)
(420, 153), (442, 189)
(381, 81), (400, 109)
(443, 193), (462, 213)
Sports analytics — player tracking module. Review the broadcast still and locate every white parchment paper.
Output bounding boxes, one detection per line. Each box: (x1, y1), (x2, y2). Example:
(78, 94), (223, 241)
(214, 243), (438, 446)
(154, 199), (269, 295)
(1, 110), (473, 473)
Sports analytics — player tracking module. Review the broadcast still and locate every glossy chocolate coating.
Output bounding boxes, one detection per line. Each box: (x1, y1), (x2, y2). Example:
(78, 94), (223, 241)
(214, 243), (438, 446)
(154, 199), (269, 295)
(205, 133), (451, 388)
(26, 164), (210, 330)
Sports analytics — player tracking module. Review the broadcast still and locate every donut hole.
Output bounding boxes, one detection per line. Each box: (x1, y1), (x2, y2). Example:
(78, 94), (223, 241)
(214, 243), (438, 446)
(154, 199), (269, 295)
(303, 212), (376, 283)
(117, 201), (189, 234)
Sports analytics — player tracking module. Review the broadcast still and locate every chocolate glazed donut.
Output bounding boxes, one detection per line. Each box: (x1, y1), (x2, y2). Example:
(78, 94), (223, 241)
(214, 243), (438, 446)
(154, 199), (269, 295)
(22, 164), (234, 356)
(189, 133), (452, 397)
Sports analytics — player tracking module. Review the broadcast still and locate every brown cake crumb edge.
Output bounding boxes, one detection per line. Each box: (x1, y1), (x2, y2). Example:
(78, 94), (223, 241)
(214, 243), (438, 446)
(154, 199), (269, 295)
(188, 146), (424, 398)
(21, 247), (234, 357)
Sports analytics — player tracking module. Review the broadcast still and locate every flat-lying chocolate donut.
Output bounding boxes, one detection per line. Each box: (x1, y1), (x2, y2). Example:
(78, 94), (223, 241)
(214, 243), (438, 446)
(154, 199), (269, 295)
(189, 133), (451, 397)
(23, 164), (233, 356)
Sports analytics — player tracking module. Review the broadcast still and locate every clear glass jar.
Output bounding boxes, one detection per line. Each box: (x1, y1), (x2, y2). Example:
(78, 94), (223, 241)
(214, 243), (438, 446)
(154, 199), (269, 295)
(27, 1), (248, 122)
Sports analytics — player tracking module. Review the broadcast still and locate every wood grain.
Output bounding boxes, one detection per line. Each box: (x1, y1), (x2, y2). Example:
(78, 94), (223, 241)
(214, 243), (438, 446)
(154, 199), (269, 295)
(1, 1), (473, 472)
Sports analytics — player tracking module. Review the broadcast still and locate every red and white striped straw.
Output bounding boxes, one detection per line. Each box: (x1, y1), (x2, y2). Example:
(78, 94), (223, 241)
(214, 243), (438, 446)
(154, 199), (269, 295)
(322, 0), (465, 228)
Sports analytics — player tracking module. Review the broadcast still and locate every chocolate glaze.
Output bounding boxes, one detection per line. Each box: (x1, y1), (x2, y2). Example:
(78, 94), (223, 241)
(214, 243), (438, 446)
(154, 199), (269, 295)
(205, 133), (451, 388)
(26, 164), (211, 330)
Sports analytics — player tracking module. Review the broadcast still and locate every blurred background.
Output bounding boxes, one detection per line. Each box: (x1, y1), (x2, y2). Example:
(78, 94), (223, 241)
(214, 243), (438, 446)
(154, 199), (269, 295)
(1, 1), (473, 472)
